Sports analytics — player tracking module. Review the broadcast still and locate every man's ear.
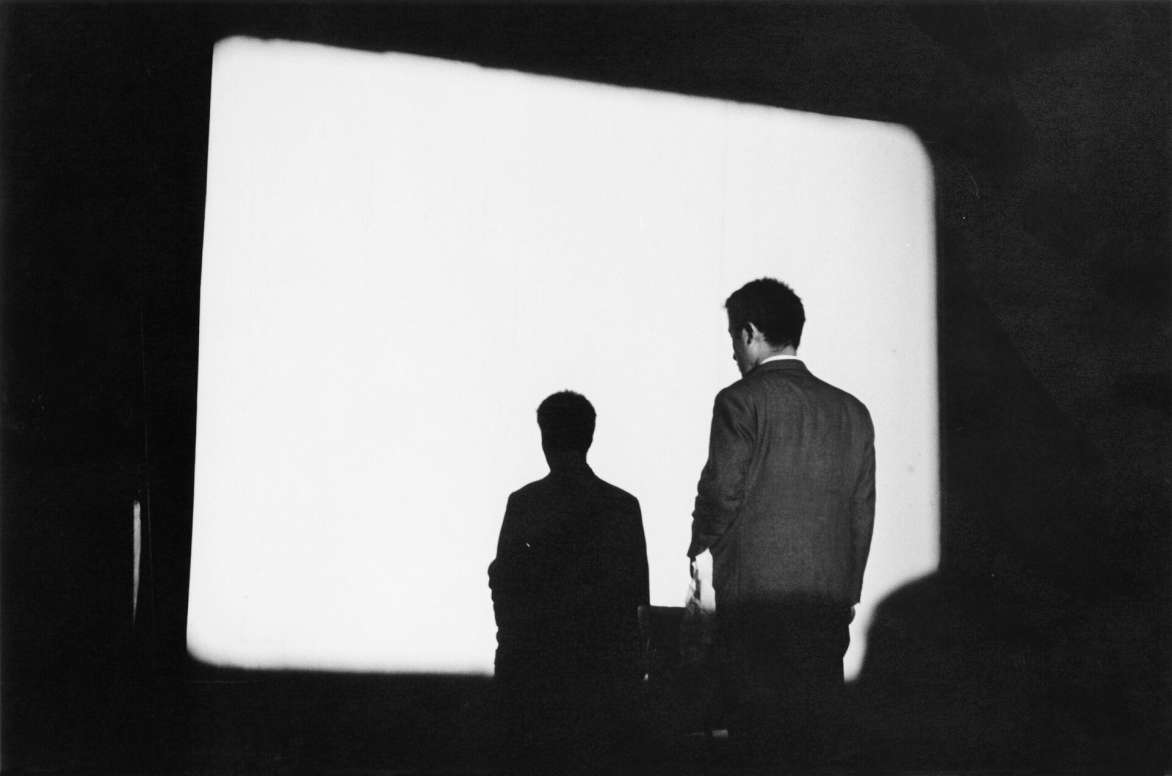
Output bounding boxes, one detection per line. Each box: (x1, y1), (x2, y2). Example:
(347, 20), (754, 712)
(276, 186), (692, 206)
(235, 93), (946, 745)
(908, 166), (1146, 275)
(745, 322), (764, 344)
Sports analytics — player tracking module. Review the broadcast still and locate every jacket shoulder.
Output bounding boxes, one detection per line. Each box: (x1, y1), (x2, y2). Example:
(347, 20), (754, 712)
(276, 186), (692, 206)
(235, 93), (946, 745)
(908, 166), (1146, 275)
(714, 377), (758, 407)
(831, 382), (872, 420)
(810, 376), (874, 430)
(508, 476), (552, 504)
(582, 473), (637, 510)
(751, 366), (873, 426)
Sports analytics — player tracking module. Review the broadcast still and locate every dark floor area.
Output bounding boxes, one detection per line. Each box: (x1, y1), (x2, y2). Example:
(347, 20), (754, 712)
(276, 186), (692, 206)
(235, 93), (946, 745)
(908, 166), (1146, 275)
(5, 574), (1169, 775)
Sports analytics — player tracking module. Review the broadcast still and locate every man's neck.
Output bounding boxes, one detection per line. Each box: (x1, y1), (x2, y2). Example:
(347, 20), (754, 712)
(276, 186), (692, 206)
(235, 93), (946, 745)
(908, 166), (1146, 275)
(544, 450), (590, 472)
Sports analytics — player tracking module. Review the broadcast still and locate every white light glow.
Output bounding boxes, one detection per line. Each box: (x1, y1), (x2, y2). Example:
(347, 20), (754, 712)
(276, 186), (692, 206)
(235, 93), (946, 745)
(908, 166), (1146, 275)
(189, 37), (938, 677)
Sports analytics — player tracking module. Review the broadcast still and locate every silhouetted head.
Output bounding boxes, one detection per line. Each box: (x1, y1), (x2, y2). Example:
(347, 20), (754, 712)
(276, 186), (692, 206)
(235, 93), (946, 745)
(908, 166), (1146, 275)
(725, 278), (805, 375)
(537, 391), (595, 463)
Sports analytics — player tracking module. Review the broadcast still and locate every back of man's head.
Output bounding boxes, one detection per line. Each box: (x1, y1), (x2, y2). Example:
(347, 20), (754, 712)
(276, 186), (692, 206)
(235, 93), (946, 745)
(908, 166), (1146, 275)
(537, 391), (596, 455)
(725, 277), (806, 349)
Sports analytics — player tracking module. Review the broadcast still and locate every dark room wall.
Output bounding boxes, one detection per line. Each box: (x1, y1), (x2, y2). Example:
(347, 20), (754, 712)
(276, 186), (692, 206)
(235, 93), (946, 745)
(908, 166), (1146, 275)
(2, 4), (1168, 773)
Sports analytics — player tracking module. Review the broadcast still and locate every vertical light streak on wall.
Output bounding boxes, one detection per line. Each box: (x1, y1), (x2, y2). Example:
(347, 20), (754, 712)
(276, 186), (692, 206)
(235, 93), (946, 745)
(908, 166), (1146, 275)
(133, 499), (141, 625)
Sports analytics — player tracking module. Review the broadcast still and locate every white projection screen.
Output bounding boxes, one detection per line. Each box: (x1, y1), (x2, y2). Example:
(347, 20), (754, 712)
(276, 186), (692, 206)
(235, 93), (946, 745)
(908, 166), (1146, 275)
(189, 37), (938, 677)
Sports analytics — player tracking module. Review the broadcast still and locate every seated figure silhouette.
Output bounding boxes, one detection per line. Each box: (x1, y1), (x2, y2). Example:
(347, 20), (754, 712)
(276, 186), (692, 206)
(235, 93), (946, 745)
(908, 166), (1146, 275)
(488, 391), (649, 773)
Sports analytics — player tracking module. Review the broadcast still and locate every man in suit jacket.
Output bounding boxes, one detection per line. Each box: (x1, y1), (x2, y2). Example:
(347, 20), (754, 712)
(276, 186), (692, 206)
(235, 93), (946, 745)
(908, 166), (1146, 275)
(688, 277), (876, 766)
(489, 391), (649, 772)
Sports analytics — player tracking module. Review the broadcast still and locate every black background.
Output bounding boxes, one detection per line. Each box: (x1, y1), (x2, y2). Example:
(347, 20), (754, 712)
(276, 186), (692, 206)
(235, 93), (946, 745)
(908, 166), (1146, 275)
(2, 3), (1168, 773)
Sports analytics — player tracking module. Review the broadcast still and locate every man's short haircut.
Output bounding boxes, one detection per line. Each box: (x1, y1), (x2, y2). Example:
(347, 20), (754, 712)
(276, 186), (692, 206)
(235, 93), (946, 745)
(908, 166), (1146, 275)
(725, 277), (806, 349)
(537, 391), (596, 453)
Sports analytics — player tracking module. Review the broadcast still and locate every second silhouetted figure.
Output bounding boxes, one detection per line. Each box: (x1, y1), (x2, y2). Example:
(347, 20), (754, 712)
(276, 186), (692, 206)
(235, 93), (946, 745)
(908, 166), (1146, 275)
(489, 391), (649, 773)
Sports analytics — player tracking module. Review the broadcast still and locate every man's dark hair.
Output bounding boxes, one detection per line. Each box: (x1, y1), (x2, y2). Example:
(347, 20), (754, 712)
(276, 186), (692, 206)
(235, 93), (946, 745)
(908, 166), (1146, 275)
(725, 277), (806, 349)
(537, 391), (596, 454)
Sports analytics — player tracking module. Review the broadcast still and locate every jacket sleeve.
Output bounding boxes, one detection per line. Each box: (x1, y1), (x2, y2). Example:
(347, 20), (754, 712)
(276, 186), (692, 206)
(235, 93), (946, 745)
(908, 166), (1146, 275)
(689, 387), (755, 557)
(490, 492), (548, 633)
(849, 416), (876, 603)
(628, 499), (650, 607)
(488, 494), (523, 594)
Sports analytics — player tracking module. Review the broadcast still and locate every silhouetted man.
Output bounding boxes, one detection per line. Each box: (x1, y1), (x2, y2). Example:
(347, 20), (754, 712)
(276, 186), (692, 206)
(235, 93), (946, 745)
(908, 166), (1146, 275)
(489, 391), (649, 773)
(688, 278), (876, 766)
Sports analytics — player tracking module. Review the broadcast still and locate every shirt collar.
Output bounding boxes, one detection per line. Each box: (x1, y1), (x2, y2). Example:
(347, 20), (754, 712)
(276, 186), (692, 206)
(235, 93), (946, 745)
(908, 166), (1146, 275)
(760, 353), (802, 365)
